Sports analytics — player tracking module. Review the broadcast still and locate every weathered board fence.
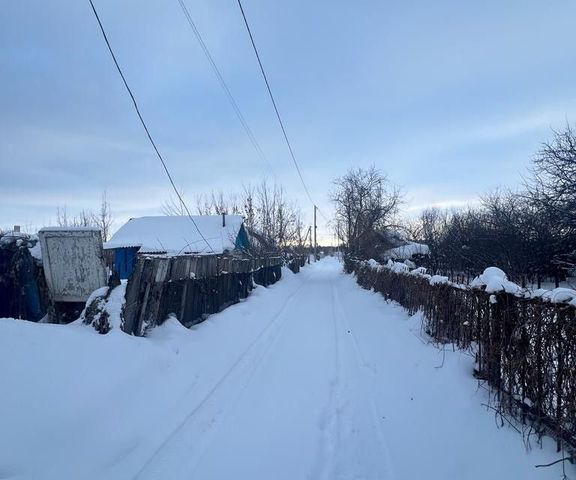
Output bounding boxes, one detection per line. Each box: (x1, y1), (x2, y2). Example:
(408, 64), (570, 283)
(286, 254), (308, 274)
(123, 255), (286, 336)
(345, 257), (576, 457)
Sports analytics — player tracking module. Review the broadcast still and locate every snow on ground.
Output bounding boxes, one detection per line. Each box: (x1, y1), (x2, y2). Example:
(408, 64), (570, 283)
(0, 257), (567, 479)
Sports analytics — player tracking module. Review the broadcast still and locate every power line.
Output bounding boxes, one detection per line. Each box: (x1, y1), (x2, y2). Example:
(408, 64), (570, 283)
(176, 0), (275, 177)
(86, 0), (214, 253)
(234, 0), (330, 223)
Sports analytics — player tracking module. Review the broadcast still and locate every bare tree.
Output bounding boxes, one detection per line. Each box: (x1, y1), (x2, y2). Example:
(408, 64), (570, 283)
(331, 166), (402, 257)
(162, 189), (188, 216)
(56, 206), (69, 227)
(56, 206), (91, 227)
(526, 124), (576, 272)
(92, 191), (113, 241)
(161, 179), (305, 252)
(241, 183), (256, 232)
(55, 191), (114, 240)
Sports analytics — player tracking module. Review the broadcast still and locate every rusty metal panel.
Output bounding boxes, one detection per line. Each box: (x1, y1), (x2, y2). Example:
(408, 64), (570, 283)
(39, 228), (107, 303)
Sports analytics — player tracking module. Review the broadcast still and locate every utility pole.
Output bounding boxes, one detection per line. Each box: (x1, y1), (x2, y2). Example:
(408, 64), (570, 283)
(308, 226), (313, 264)
(314, 205), (318, 261)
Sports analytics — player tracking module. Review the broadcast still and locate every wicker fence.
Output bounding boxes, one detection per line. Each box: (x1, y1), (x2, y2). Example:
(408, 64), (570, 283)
(345, 257), (576, 455)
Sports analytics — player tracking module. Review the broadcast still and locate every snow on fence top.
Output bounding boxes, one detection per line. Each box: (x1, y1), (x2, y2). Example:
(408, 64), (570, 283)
(362, 259), (576, 306)
(469, 266), (523, 294)
(104, 215), (245, 255)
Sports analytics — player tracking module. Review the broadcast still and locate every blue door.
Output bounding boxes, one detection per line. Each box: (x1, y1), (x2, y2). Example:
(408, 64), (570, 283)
(114, 247), (139, 279)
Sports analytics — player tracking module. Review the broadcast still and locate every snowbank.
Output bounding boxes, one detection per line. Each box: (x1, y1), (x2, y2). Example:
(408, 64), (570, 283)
(0, 258), (564, 479)
(0, 267), (305, 479)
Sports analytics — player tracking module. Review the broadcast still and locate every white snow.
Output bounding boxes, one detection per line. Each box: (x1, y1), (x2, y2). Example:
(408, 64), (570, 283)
(409, 266), (427, 275)
(390, 262), (410, 273)
(384, 241), (430, 260)
(39, 226), (102, 232)
(535, 287), (576, 306)
(0, 258), (566, 479)
(78, 282), (127, 331)
(28, 241), (42, 260)
(471, 267), (523, 294)
(104, 215), (244, 254)
(368, 259), (576, 308)
(430, 274), (450, 285)
(367, 258), (380, 269)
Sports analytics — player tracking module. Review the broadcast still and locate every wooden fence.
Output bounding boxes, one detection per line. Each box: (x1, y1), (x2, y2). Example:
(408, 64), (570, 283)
(345, 257), (576, 455)
(123, 255), (290, 336)
(286, 254), (308, 274)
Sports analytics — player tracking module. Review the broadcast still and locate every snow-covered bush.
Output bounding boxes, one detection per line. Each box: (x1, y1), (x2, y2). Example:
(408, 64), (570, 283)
(81, 284), (127, 334)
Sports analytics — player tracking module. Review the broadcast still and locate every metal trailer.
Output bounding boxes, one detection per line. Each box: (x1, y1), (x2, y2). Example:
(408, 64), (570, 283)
(39, 227), (107, 322)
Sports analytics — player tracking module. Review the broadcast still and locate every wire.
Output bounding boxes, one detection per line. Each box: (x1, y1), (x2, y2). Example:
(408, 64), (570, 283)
(176, 0), (275, 177)
(235, 0), (330, 224)
(87, 0), (215, 253)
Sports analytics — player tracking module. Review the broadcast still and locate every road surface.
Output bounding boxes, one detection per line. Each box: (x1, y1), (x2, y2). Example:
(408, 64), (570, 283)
(0, 257), (562, 479)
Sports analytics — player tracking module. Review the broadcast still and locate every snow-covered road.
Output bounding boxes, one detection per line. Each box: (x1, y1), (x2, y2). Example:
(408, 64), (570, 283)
(0, 257), (564, 479)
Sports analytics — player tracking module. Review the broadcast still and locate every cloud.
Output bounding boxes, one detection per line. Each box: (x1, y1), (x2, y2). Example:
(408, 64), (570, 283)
(2, 0), (576, 237)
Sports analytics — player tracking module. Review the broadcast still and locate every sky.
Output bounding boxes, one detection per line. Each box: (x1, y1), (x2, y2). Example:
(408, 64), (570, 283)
(1, 0), (576, 242)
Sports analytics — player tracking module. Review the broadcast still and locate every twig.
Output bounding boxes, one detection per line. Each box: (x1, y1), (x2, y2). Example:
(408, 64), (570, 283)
(481, 403), (522, 434)
(434, 345), (446, 368)
(535, 457), (572, 468)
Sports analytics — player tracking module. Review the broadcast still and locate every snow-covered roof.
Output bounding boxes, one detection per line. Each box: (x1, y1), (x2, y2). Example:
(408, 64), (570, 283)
(39, 227), (102, 232)
(384, 242), (430, 260)
(104, 215), (244, 255)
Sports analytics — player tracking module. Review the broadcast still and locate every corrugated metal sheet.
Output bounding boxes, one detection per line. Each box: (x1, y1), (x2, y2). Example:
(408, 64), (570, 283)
(39, 228), (107, 303)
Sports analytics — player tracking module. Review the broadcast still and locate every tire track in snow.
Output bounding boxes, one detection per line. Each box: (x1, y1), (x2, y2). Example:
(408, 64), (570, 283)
(177, 286), (304, 479)
(132, 273), (311, 480)
(328, 279), (398, 480)
(309, 278), (343, 480)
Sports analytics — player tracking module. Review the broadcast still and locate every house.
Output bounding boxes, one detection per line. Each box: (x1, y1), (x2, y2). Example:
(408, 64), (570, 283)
(104, 214), (250, 279)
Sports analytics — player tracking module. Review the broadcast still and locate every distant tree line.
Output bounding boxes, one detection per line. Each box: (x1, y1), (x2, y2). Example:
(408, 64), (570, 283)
(409, 125), (576, 284)
(331, 126), (576, 284)
(52, 181), (308, 253)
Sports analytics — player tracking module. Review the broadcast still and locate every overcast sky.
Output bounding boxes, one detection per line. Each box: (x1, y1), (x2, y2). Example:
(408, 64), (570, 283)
(2, 0), (575, 241)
